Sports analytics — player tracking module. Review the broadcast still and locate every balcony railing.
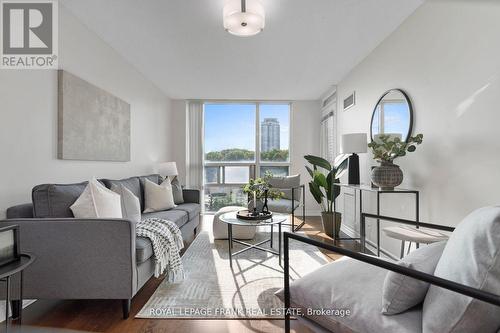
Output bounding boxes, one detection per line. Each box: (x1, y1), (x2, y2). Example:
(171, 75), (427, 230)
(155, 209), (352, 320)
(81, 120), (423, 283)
(203, 162), (290, 212)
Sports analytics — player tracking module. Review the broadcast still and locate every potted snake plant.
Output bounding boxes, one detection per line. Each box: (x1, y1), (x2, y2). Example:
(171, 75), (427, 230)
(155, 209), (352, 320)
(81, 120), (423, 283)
(304, 155), (348, 238)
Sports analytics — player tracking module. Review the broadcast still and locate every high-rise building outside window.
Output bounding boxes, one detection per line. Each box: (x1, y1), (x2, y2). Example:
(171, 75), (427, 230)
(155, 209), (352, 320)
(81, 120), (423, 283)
(261, 118), (280, 152)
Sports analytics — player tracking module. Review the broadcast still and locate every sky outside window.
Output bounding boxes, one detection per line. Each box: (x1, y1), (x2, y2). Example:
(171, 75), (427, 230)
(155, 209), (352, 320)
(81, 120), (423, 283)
(204, 103), (256, 154)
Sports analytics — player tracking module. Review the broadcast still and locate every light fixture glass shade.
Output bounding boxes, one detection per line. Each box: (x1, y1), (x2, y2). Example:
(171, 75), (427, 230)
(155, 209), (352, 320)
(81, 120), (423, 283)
(223, 0), (265, 37)
(158, 162), (178, 177)
(341, 133), (368, 154)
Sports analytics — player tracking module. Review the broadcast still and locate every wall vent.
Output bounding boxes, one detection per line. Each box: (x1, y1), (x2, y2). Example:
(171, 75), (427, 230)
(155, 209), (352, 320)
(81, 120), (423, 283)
(343, 91), (356, 111)
(322, 90), (337, 108)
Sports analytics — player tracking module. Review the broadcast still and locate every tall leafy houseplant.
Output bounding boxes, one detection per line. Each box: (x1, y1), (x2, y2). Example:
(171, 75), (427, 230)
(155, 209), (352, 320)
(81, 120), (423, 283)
(304, 155), (348, 238)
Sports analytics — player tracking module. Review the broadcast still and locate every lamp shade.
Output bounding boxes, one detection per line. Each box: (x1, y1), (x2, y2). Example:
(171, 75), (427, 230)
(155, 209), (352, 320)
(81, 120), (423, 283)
(158, 162), (178, 177)
(341, 133), (367, 154)
(223, 0), (265, 37)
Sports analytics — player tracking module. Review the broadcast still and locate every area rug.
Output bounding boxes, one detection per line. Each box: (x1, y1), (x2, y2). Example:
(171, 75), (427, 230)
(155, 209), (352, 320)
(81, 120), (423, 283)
(136, 229), (329, 319)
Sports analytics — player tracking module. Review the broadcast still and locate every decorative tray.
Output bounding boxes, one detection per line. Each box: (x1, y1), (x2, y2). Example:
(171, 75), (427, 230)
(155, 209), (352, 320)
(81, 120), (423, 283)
(236, 210), (273, 221)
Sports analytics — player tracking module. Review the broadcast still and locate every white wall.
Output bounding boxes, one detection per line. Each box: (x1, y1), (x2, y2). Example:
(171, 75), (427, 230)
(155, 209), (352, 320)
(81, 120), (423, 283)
(335, 0), (500, 255)
(291, 101), (322, 216)
(170, 100), (321, 215)
(0, 5), (173, 218)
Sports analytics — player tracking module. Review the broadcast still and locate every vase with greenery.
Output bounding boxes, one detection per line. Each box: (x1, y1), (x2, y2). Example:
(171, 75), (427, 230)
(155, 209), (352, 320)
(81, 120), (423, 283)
(304, 155), (348, 238)
(367, 134), (423, 190)
(242, 172), (284, 213)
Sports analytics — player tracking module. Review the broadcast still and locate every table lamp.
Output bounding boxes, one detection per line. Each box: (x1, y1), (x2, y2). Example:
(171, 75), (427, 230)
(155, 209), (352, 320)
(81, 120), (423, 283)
(340, 133), (367, 185)
(158, 162), (178, 180)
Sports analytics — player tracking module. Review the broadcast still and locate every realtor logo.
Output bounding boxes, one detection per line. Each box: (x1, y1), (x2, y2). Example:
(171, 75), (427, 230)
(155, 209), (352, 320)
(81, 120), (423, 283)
(1, 0), (58, 69)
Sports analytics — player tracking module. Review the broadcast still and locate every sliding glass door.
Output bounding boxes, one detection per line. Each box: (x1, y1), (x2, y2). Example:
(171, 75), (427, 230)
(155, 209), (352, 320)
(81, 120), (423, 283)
(203, 102), (290, 212)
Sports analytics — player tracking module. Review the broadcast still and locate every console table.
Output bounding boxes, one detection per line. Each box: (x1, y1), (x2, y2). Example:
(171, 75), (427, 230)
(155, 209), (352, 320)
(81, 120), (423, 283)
(333, 184), (419, 256)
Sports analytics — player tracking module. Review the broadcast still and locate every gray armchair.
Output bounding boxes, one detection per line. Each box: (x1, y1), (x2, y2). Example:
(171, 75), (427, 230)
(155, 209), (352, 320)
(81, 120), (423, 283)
(267, 174), (306, 232)
(280, 208), (500, 332)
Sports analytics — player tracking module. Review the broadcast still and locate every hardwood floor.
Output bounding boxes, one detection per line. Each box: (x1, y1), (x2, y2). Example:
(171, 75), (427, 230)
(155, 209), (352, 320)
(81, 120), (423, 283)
(17, 216), (363, 333)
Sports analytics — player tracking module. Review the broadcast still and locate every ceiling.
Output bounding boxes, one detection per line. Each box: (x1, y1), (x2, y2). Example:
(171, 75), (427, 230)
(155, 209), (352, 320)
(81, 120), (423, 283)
(60, 0), (423, 100)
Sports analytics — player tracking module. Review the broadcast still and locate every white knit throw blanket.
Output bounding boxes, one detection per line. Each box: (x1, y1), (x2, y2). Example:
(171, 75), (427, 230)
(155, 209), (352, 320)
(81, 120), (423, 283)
(136, 218), (185, 282)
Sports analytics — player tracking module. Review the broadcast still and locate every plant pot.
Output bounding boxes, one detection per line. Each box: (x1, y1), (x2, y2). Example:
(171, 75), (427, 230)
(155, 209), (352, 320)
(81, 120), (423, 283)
(321, 212), (342, 238)
(370, 161), (403, 190)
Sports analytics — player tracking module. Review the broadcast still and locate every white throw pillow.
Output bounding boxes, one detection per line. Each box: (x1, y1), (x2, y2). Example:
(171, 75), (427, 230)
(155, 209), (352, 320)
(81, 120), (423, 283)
(143, 178), (176, 213)
(382, 241), (446, 315)
(70, 178), (122, 218)
(111, 184), (141, 223)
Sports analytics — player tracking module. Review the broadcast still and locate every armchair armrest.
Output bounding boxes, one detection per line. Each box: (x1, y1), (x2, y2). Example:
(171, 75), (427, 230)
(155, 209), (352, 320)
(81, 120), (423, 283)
(0, 218), (136, 300)
(183, 189), (200, 204)
(283, 232), (500, 332)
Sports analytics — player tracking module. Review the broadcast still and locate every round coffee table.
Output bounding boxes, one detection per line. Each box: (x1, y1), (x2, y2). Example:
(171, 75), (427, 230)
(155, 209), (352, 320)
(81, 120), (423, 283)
(219, 211), (287, 268)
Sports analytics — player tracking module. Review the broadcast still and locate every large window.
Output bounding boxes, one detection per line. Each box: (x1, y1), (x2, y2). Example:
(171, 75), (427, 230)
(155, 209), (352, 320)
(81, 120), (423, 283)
(204, 102), (291, 212)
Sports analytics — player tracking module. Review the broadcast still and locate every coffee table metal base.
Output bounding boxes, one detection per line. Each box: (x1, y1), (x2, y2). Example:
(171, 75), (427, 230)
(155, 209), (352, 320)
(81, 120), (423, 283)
(227, 223), (282, 268)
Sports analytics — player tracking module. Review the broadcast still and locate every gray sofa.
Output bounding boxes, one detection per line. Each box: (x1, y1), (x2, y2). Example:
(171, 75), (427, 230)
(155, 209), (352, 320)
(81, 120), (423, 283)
(1, 174), (200, 319)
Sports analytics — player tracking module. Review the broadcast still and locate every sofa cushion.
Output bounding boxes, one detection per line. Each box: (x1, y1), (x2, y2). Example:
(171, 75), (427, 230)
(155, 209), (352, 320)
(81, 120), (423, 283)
(173, 203), (200, 220)
(138, 174), (162, 208)
(382, 241), (446, 315)
(70, 178), (122, 218)
(143, 179), (176, 213)
(32, 182), (87, 218)
(136, 236), (154, 263)
(102, 176), (141, 207)
(142, 209), (189, 228)
(111, 184), (141, 223)
(275, 257), (422, 333)
(423, 206), (500, 333)
(171, 177), (184, 205)
(267, 198), (299, 214)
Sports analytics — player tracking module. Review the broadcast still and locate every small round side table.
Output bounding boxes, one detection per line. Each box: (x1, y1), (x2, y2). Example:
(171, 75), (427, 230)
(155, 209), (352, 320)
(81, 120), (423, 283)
(0, 254), (35, 330)
(383, 226), (448, 258)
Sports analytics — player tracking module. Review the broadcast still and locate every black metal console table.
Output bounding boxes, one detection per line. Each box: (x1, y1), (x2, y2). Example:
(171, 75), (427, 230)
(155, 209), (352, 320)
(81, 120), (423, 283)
(333, 184), (419, 256)
(1, 253), (35, 331)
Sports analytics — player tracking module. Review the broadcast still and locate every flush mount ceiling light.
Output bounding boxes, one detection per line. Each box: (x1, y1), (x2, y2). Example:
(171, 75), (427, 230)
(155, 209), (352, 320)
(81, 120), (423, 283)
(223, 0), (265, 37)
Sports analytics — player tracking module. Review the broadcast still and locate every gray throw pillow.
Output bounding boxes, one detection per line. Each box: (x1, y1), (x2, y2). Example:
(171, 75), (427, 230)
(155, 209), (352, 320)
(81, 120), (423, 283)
(111, 184), (141, 223)
(382, 241), (446, 315)
(171, 176), (184, 204)
(423, 206), (500, 333)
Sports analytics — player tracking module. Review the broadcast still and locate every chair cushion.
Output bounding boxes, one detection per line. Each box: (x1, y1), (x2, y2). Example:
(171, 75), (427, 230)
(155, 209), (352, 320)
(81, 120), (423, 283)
(102, 176), (142, 208)
(267, 198), (299, 214)
(136, 236), (153, 263)
(382, 241), (447, 315)
(268, 174), (300, 200)
(423, 206), (500, 333)
(32, 182), (87, 218)
(142, 209), (189, 228)
(275, 257), (422, 333)
(173, 203), (200, 220)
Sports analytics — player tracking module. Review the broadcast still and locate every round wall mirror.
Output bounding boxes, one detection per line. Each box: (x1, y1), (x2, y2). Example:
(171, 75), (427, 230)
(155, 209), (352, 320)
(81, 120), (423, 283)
(370, 89), (413, 142)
